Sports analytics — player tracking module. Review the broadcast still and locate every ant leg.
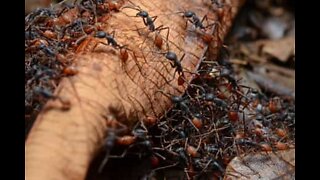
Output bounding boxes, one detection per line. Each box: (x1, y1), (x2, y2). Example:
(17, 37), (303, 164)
(132, 24), (145, 36)
(108, 148), (128, 159)
(155, 89), (175, 100)
(75, 35), (88, 46)
(98, 148), (129, 173)
(98, 150), (111, 173)
(184, 116), (200, 132)
(206, 21), (218, 30)
(186, 19), (193, 29)
(138, 30), (152, 48)
(166, 62), (179, 83)
(201, 15), (217, 29)
(179, 53), (186, 62)
(142, 17), (148, 27)
(200, 14), (208, 24)
(153, 162), (179, 172)
(92, 42), (109, 52)
(151, 16), (158, 23)
(126, 0), (141, 9)
(156, 26), (170, 50)
(111, 30), (116, 38)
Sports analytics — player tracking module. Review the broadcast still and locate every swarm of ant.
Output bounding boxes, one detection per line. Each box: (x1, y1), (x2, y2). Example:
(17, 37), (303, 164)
(25, 0), (125, 136)
(94, 46), (295, 179)
(25, 0), (295, 179)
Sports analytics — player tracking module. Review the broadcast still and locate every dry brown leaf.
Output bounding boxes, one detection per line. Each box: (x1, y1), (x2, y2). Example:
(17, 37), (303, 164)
(262, 36), (295, 62)
(247, 63), (295, 98)
(224, 149), (295, 180)
(239, 41), (267, 63)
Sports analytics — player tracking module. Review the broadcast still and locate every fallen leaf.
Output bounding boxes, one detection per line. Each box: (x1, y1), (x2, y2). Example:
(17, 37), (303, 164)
(246, 70), (295, 98)
(262, 36), (295, 62)
(224, 149), (295, 180)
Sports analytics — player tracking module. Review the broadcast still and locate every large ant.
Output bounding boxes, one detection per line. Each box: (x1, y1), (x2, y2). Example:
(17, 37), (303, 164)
(171, 95), (191, 114)
(122, 2), (156, 32)
(93, 30), (132, 62)
(202, 92), (228, 109)
(176, 147), (189, 165)
(149, 50), (188, 85)
(165, 51), (185, 79)
(94, 30), (122, 49)
(157, 90), (204, 132)
(98, 123), (154, 172)
(177, 10), (215, 31)
(122, 0), (170, 49)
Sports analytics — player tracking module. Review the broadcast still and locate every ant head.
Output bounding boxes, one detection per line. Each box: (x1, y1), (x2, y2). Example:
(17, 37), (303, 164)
(136, 11), (148, 18)
(165, 51), (177, 61)
(95, 31), (107, 38)
(184, 11), (195, 18)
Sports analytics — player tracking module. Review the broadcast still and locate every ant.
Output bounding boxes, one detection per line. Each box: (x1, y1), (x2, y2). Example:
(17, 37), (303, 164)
(94, 30), (132, 62)
(77, 0), (99, 23)
(171, 95), (191, 114)
(195, 156), (224, 174)
(177, 10), (215, 31)
(158, 90), (203, 132)
(98, 130), (117, 173)
(122, 2), (156, 32)
(176, 147), (189, 165)
(208, 157), (225, 173)
(94, 30), (122, 49)
(99, 123), (155, 173)
(204, 144), (219, 155)
(25, 8), (57, 30)
(202, 92), (228, 109)
(149, 50), (187, 84)
(165, 51), (185, 79)
(147, 47), (193, 85)
(122, 0), (170, 49)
